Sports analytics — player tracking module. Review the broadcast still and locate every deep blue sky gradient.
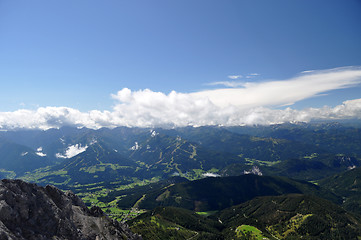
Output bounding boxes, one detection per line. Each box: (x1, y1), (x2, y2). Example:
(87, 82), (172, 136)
(0, 0), (360, 111)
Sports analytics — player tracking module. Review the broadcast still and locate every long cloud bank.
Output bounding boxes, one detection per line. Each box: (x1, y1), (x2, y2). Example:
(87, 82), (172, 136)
(1, 67), (361, 130)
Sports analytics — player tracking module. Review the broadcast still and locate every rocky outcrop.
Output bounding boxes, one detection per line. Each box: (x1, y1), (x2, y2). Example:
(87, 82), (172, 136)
(0, 179), (142, 240)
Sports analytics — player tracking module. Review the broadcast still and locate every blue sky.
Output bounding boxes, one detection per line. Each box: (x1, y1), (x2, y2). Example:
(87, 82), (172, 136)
(0, 0), (361, 129)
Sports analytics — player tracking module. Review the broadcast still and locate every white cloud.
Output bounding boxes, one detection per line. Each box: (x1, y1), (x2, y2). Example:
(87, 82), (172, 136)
(226, 73), (260, 80)
(202, 172), (221, 177)
(196, 66), (361, 109)
(207, 81), (246, 88)
(36, 152), (47, 157)
(0, 107), (112, 130)
(56, 144), (88, 158)
(245, 73), (260, 79)
(36, 147), (47, 157)
(0, 67), (360, 130)
(228, 75), (243, 79)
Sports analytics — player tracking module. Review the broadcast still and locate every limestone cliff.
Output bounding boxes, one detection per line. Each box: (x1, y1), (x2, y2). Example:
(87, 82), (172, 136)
(0, 179), (142, 240)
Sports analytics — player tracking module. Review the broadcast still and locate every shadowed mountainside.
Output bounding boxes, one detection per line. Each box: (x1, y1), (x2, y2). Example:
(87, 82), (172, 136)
(116, 174), (340, 212)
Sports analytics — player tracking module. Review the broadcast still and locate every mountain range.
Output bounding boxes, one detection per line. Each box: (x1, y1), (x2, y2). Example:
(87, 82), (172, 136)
(1, 123), (360, 182)
(1, 122), (361, 239)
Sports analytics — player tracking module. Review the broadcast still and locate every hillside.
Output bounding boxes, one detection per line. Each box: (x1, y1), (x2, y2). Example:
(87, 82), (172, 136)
(261, 153), (360, 181)
(228, 123), (361, 156)
(129, 206), (223, 240)
(22, 141), (139, 186)
(319, 167), (361, 215)
(160, 126), (325, 162)
(127, 132), (241, 178)
(0, 139), (52, 176)
(217, 194), (361, 239)
(128, 194), (361, 240)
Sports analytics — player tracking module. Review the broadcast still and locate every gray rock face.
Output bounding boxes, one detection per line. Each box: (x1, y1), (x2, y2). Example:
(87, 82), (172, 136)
(0, 179), (142, 240)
